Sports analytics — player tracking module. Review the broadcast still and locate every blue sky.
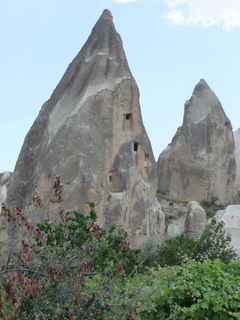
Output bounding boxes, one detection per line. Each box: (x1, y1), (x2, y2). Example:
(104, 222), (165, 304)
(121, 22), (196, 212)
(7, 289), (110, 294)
(1, 0), (240, 172)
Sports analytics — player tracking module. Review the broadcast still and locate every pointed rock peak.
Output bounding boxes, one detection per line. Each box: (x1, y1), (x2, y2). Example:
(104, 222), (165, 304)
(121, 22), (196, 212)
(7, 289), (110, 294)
(192, 78), (213, 96)
(89, 9), (120, 43)
(197, 78), (208, 86)
(190, 78), (222, 107)
(158, 78), (236, 205)
(101, 9), (113, 19)
(6, 7), (159, 248)
(92, 9), (114, 29)
(46, 9), (133, 110)
(183, 78), (229, 125)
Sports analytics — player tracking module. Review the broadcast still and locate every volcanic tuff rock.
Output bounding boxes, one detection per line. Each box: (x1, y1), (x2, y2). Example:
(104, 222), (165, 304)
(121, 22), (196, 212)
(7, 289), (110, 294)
(184, 201), (206, 239)
(234, 129), (240, 191)
(6, 9), (163, 247)
(215, 205), (240, 256)
(157, 79), (236, 205)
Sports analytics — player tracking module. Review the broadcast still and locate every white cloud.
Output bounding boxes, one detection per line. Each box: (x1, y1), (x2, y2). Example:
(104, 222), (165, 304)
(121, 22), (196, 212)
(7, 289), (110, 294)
(114, 0), (139, 3)
(163, 0), (240, 31)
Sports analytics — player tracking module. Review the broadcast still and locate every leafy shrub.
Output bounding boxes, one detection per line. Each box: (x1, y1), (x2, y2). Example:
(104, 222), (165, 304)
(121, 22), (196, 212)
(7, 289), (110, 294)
(138, 259), (240, 319)
(138, 238), (157, 267)
(34, 206), (140, 274)
(102, 259), (240, 319)
(0, 177), (140, 319)
(34, 202), (97, 248)
(151, 219), (238, 267)
(200, 196), (224, 218)
(0, 176), (239, 319)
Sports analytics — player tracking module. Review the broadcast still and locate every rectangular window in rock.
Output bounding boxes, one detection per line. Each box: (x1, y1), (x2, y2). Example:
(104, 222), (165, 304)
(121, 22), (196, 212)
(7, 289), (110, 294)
(123, 113), (133, 132)
(134, 142), (138, 152)
(108, 170), (125, 192)
(133, 142), (139, 167)
(144, 153), (149, 167)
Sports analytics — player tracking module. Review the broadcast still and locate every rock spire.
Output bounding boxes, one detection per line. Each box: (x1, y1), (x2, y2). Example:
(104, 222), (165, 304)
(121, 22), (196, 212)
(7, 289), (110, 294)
(157, 79), (236, 205)
(7, 10), (163, 247)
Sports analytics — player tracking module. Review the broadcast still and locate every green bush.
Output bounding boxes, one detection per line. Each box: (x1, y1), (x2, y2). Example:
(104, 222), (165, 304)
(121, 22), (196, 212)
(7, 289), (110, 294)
(0, 203), (140, 319)
(151, 219), (238, 268)
(34, 202), (97, 248)
(101, 259), (240, 319)
(34, 204), (140, 274)
(138, 259), (240, 319)
(0, 176), (239, 319)
(138, 238), (157, 267)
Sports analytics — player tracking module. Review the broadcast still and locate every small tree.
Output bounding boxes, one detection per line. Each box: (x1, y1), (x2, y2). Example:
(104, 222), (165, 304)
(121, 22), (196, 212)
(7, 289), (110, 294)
(151, 218), (238, 268)
(0, 177), (140, 319)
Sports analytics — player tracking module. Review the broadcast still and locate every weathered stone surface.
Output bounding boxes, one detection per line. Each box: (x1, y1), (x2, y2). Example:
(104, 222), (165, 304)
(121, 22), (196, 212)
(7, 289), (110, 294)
(6, 10), (160, 247)
(167, 215), (186, 239)
(0, 196), (10, 251)
(157, 79), (236, 205)
(1, 172), (11, 181)
(234, 129), (240, 191)
(0, 175), (11, 247)
(215, 205), (240, 256)
(147, 198), (166, 244)
(160, 198), (188, 217)
(0, 228), (8, 243)
(0, 172), (12, 214)
(185, 201), (206, 239)
(0, 186), (7, 204)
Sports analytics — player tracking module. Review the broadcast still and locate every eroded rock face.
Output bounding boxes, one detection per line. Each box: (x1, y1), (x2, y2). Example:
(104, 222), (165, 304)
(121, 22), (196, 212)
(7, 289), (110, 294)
(0, 172), (12, 247)
(184, 201), (206, 239)
(6, 10), (161, 247)
(157, 79), (236, 205)
(215, 205), (240, 256)
(234, 129), (240, 191)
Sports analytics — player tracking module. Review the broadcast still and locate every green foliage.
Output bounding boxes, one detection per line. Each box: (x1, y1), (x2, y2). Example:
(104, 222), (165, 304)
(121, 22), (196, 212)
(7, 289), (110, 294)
(99, 259), (240, 319)
(0, 177), (239, 320)
(195, 219), (237, 263)
(200, 196), (224, 218)
(151, 233), (196, 267)
(34, 204), (140, 274)
(89, 224), (140, 274)
(0, 202), (140, 319)
(34, 202), (97, 248)
(138, 259), (240, 319)
(151, 219), (238, 267)
(138, 238), (157, 267)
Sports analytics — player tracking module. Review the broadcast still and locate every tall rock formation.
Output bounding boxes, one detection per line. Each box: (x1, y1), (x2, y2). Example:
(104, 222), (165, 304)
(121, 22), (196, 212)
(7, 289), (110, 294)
(157, 79), (236, 205)
(6, 9), (163, 247)
(234, 129), (240, 191)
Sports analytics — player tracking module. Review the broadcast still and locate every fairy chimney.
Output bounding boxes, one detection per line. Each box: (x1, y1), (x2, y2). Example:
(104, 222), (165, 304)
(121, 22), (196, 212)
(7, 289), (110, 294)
(7, 9), (164, 247)
(157, 79), (236, 205)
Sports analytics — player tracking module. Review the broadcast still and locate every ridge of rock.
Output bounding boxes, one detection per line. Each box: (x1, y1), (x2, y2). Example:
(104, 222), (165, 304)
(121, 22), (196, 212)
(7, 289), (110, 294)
(6, 10), (164, 247)
(157, 79), (236, 205)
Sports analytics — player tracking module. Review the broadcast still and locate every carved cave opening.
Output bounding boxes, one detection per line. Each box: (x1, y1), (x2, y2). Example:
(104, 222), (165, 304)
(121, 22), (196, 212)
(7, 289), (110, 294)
(134, 142), (139, 152)
(123, 113), (133, 132)
(132, 142), (152, 173)
(108, 170), (125, 192)
(144, 153), (149, 167)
